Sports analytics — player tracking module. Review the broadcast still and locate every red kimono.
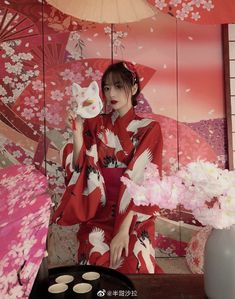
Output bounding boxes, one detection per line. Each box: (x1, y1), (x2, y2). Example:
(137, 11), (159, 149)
(52, 108), (163, 273)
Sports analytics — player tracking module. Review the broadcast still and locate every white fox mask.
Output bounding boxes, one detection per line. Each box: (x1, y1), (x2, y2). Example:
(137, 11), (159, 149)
(71, 81), (103, 119)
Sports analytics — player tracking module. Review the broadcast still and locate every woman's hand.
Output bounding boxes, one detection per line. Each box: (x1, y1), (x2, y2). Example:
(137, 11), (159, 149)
(65, 109), (84, 167)
(110, 230), (129, 268)
(109, 211), (134, 268)
(66, 109), (83, 132)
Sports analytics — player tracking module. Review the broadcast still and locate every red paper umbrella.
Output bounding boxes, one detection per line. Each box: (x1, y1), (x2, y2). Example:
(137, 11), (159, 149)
(46, 0), (156, 24)
(12, 58), (156, 131)
(147, 0), (235, 25)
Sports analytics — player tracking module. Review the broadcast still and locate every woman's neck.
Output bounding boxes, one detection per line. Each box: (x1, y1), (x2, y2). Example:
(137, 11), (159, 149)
(117, 103), (132, 118)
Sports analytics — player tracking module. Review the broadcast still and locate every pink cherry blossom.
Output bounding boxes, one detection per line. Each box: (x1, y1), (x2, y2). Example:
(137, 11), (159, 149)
(122, 160), (235, 229)
(21, 108), (35, 120)
(50, 89), (64, 101)
(32, 79), (44, 91)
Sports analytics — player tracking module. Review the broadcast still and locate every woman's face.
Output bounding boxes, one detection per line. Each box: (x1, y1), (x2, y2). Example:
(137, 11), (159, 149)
(103, 73), (133, 117)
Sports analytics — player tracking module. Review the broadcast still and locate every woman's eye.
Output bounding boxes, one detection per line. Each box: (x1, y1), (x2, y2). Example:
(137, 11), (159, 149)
(104, 86), (110, 92)
(115, 83), (123, 89)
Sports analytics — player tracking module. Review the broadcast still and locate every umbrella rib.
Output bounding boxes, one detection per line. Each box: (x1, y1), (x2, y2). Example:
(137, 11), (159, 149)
(0, 8), (8, 31)
(115, 0), (119, 23)
(58, 42), (67, 64)
(0, 11), (18, 37)
(99, 0), (103, 23)
(2, 16), (28, 35)
(0, 34), (38, 43)
(131, 0), (138, 21)
(1, 23), (35, 41)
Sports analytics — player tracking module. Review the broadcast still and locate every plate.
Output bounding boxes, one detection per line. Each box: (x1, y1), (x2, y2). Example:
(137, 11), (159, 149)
(30, 265), (136, 298)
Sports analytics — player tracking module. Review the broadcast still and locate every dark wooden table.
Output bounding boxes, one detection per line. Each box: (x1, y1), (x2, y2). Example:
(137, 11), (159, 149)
(30, 261), (207, 299)
(127, 274), (207, 299)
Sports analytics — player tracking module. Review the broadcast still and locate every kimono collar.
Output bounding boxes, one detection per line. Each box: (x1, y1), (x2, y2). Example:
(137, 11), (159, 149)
(116, 107), (135, 127)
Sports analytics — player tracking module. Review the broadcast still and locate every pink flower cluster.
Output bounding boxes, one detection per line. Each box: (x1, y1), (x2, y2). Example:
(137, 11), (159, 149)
(121, 161), (235, 229)
(121, 163), (185, 210)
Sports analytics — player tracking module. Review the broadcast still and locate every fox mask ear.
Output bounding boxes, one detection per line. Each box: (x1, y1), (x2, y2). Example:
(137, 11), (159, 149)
(88, 81), (99, 94)
(72, 83), (82, 96)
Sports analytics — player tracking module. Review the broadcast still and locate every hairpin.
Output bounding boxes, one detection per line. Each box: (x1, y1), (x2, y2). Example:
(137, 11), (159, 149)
(123, 61), (137, 83)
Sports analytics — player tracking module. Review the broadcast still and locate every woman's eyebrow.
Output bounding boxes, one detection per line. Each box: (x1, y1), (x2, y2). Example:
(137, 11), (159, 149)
(114, 80), (122, 84)
(104, 80), (122, 86)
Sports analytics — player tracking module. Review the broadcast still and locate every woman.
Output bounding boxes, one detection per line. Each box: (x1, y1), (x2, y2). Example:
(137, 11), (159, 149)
(52, 61), (163, 273)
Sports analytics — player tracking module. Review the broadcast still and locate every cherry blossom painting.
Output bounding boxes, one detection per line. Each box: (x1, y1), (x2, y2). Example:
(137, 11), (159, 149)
(0, 0), (228, 268)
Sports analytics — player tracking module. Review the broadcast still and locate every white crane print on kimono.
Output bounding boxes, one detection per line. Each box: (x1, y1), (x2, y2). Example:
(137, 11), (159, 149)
(119, 148), (153, 213)
(84, 167), (106, 207)
(88, 227), (124, 269)
(133, 230), (155, 273)
(98, 128), (123, 155)
(66, 142), (105, 205)
(127, 119), (154, 135)
(83, 143), (105, 205)
(89, 227), (109, 256)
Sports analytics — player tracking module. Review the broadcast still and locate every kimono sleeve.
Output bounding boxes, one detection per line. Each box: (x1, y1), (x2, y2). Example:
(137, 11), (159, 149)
(60, 140), (85, 187)
(52, 116), (105, 225)
(114, 120), (163, 235)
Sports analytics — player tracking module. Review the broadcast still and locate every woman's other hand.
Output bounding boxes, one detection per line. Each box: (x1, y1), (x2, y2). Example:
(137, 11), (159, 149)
(110, 230), (129, 268)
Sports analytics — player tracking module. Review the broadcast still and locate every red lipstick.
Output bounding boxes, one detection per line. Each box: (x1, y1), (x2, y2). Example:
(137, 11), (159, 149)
(111, 100), (117, 105)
